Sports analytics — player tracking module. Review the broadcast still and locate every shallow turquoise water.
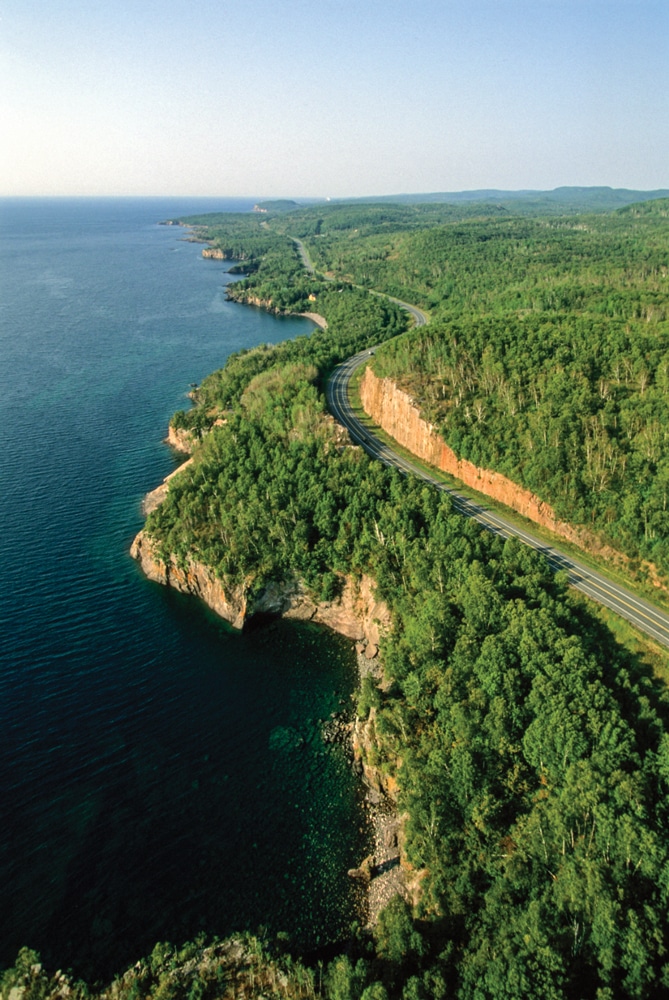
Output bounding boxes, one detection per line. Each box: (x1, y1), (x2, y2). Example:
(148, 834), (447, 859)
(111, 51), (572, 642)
(0, 198), (367, 980)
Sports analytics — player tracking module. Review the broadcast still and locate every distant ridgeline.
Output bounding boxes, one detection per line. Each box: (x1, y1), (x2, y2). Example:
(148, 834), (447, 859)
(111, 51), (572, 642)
(8, 193), (669, 999)
(328, 185), (669, 213)
(255, 185), (669, 214)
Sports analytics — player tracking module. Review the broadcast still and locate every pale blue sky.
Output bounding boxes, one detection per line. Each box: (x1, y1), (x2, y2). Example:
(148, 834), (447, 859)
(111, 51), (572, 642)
(1, 0), (666, 197)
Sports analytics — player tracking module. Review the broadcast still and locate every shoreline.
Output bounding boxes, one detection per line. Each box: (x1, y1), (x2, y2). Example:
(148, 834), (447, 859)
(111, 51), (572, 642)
(130, 268), (406, 927)
(141, 457), (193, 514)
(326, 649), (408, 926)
(298, 310), (328, 329)
(353, 651), (409, 925)
(133, 463), (404, 925)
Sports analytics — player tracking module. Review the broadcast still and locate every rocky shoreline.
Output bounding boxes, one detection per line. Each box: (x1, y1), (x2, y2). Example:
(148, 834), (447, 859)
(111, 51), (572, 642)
(128, 271), (414, 925)
(225, 289), (329, 330)
(353, 652), (410, 923)
(131, 457), (406, 924)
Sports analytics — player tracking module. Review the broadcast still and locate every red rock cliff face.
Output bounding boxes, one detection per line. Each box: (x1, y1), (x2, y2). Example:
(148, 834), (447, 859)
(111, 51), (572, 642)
(131, 530), (390, 647)
(131, 531), (248, 629)
(166, 424), (196, 453)
(359, 366), (586, 546)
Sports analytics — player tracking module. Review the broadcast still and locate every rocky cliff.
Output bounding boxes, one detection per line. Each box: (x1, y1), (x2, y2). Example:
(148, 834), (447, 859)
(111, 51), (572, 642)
(201, 247), (227, 260)
(226, 291), (328, 329)
(130, 531), (249, 628)
(131, 528), (389, 648)
(166, 424), (196, 453)
(360, 366), (591, 547)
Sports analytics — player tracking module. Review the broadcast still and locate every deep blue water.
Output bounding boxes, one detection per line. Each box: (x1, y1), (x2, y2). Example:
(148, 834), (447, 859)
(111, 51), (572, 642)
(0, 198), (367, 980)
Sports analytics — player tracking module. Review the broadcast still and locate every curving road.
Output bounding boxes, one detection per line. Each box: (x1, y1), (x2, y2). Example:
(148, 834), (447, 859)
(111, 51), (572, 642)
(327, 340), (669, 650)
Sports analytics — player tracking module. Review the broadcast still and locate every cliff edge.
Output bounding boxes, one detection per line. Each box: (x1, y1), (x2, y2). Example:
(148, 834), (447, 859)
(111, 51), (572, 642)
(359, 366), (581, 539)
(131, 528), (389, 647)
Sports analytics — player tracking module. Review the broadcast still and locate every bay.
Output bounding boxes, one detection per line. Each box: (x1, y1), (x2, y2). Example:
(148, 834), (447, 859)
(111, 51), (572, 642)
(0, 198), (367, 980)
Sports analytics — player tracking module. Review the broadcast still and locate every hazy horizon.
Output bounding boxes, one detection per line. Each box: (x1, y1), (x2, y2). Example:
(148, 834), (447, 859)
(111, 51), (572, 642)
(2, 185), (668, 206)
(1, 1), (667, 198)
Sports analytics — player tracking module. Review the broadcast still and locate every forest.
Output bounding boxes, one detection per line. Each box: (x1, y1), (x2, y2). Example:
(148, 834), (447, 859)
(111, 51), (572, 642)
(184, 199), (669, 580)
(4, 196), (669, 999)
(8, 345), (669, 1000)
(345, 203), (669, 578)
(144, 351), (669, 999)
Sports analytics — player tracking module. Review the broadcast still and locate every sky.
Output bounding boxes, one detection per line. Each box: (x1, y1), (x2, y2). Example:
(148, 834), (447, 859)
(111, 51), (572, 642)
(0, 0), (667, 198)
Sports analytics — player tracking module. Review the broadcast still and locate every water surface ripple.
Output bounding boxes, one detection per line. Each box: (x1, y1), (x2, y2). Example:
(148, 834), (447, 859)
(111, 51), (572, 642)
(0, 198), (366, 980)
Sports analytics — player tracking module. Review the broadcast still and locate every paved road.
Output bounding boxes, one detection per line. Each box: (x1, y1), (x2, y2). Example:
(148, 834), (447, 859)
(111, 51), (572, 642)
(291, 238), (316, 275)
(327, 344), (669, 650)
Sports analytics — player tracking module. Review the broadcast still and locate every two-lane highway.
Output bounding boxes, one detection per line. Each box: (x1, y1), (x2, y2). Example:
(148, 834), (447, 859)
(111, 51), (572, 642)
(327, 344), (669, 650)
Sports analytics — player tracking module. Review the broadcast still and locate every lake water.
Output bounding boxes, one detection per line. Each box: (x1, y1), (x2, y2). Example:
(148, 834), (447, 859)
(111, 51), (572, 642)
(0, 198), (367, 980)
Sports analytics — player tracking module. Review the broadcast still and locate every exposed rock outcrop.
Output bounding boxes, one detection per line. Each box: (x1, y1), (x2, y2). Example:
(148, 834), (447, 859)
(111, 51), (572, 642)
(275, 575), (389, 647)
(201, 247), (226, 259)
(353, 708), (399, 802)
(166, 424), (196, 454)
(130, 531), (248, 629)
(352, 707), (415, 921)
(225, 292), (268, 308)
(131, 526), (390, 647)
(361, 366), (613, 552)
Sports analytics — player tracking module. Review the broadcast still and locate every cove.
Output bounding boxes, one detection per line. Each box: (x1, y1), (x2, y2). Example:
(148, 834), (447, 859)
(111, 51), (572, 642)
(0, 198), (368, 981)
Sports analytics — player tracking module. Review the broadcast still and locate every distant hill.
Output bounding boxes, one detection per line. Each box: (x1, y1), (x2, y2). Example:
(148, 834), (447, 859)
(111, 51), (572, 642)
(334, 185), (669, 214)
(253, 200), (302, 213)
